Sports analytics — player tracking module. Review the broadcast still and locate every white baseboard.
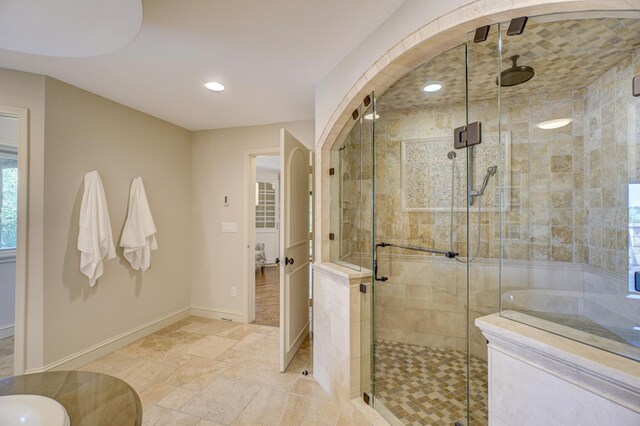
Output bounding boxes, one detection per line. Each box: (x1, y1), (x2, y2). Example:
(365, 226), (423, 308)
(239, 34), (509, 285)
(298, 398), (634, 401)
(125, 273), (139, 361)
(26, 307), (191, 374)
(0, 324), (14, 339)
(191, 306), (245, 323)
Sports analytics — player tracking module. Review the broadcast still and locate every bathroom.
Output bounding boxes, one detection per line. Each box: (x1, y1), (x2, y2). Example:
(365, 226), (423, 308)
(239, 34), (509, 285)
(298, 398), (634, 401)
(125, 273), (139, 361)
(315, 5), (640, 426)
(0, 1), (639, 425)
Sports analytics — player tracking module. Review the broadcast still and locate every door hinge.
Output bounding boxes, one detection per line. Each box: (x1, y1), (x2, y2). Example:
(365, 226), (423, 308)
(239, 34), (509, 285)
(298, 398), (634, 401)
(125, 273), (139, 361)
(308, 165), (313, 174)
(453, 121), (481, 149)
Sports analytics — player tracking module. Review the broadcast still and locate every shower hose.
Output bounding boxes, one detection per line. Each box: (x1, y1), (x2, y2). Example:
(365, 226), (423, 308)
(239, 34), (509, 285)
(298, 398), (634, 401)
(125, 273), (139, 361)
(450, 156), (482, 263)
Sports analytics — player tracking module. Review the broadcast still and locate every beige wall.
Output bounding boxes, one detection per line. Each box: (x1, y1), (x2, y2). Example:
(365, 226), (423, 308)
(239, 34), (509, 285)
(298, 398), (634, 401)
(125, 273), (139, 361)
(42, 78), (192, 365)
(0, 68), (46, 370)
(191, 121), (313, 320)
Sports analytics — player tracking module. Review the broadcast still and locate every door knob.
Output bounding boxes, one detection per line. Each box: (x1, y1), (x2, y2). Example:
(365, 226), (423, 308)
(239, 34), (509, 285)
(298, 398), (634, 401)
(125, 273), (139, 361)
(285, 257), (294, 265)
(275, 257), (280, 265)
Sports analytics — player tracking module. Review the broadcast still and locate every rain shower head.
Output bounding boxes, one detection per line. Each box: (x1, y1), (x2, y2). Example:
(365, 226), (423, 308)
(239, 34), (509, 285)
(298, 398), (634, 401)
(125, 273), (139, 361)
(496, 55), (534, 87)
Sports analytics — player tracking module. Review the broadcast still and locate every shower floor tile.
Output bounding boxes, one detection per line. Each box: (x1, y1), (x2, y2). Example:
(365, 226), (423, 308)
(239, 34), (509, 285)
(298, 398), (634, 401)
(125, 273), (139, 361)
(374, 340), (488, 425)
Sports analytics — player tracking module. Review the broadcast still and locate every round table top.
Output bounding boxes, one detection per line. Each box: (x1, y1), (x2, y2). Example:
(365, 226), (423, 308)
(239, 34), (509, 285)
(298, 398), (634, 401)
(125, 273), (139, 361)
(0, 370), (142, 426)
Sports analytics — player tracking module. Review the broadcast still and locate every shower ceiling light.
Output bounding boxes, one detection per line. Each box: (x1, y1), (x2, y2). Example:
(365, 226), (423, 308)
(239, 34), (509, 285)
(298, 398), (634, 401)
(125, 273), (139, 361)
(205, 81), (225, 92)
(364, 113), (380, 120)
(423, 82), (442, 92)
(537, 118), (572, 130)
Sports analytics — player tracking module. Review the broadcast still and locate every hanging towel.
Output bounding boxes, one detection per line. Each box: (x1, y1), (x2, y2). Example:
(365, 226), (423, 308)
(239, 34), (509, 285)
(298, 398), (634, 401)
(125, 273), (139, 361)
(120, 177), (157, 271)
(78, 171), (116, 286)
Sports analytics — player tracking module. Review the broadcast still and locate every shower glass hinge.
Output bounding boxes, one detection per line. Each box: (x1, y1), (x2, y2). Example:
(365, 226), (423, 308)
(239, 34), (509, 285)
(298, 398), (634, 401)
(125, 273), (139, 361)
(329, 233), (334, 240)
(454, 121), (481, 149)
(507, 16), (528, 36)
(359, 283), (367, 294)
(633, 75), (640, 97)
(473, 25), (490, 43)
(362, 392), (370, 405)
(329, 167), (335, 175)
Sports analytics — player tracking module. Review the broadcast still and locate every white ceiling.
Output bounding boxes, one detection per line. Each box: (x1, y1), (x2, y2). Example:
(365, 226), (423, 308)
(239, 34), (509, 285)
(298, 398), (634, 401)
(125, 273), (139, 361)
(0, 0), (405, 131)
(0, 0), (142, 56)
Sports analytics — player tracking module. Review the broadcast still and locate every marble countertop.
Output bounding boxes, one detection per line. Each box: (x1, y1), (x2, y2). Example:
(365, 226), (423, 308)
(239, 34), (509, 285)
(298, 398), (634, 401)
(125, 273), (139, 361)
(0, 370), (142, 425)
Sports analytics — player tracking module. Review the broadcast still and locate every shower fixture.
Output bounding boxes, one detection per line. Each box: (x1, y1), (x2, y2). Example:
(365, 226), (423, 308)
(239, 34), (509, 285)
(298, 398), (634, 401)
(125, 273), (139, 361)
(470, 165), (498, 201)
(447, 151), (456, 159)
(496, 55), (535, 86)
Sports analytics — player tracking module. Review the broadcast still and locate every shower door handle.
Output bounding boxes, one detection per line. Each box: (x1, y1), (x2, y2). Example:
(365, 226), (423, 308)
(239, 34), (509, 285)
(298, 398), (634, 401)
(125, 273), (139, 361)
(285, 257), (294, 265)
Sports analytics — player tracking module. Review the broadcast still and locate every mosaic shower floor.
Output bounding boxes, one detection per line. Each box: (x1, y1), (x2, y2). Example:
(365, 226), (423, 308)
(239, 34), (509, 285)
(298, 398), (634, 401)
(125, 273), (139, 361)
(374, 340), (488, 426)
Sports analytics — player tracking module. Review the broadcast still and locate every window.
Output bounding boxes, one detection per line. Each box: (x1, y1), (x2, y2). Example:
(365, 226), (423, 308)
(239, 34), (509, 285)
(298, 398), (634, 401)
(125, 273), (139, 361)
(256, 181), (277, 229)
(629, 183), (640, 293)
(0, 147), (17, 251)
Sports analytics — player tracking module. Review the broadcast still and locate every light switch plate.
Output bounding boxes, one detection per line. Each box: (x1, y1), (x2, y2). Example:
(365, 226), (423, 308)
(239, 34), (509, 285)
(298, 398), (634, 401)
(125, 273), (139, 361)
(221, 222), (237, 233)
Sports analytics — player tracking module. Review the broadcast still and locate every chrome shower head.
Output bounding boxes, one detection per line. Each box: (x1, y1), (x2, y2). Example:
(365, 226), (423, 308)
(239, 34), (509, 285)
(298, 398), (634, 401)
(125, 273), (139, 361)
(488, 165), (497, 176)
(496, 55), (534, 87)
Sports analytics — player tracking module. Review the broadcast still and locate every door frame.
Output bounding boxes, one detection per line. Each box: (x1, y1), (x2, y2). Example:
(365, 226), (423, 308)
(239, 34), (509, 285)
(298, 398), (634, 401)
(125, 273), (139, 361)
(244, 147), (279, 324)
(0, 105), (29, 375)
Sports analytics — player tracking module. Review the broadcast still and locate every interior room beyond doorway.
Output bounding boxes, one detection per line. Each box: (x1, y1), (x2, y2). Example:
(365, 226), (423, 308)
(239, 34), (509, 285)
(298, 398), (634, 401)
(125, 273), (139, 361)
(253, 155), (280, 327)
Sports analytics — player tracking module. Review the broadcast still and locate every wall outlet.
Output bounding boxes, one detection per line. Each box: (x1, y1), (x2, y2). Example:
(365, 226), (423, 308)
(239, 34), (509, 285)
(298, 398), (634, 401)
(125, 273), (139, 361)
(221, 222), (237, 233)
(231, 287), (237, 297)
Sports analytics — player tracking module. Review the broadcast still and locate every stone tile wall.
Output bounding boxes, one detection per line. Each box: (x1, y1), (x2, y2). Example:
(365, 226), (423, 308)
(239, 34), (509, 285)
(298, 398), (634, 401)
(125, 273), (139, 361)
(332, 48), (640, 355)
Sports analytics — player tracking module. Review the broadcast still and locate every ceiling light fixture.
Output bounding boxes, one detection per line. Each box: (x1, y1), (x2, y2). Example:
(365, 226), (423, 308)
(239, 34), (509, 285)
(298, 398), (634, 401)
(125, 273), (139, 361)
(423, 82), (442, 93)
(364, 113), (380, 120)
(205, 81), (225, 92)
(537, 118), (572, 130)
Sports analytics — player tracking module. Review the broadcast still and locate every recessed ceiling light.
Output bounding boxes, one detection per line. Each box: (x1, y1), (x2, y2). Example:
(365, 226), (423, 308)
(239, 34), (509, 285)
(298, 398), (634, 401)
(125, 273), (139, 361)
(537, 118), (572, 130)
(364, 113), (380, 120)
(423, 82), (442, 92)
(205, 81), (225, 92)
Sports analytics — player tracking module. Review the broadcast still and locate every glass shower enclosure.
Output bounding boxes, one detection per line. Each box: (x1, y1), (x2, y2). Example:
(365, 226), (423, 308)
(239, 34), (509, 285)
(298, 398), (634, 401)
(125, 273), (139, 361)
(330, 12), (640, 426)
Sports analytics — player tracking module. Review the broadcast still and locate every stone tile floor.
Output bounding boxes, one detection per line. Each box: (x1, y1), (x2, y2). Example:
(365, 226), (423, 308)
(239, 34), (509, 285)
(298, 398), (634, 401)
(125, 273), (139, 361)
(79, 316), (366, 426)
(374, 340), (488, 426)
(0, 336), (13, 379)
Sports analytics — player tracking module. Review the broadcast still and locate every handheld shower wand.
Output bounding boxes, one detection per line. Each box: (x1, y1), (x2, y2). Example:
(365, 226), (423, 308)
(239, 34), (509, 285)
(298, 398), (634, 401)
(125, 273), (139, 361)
(470, 165), (497, 200)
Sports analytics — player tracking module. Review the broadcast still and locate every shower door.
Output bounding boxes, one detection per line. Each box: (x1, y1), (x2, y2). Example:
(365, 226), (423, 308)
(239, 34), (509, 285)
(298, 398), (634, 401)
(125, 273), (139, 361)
(363, 23), (503, 425)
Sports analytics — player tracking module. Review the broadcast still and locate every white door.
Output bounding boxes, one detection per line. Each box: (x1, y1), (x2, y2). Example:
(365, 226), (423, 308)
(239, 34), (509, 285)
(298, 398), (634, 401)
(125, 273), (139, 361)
(279, 129), (310, 372)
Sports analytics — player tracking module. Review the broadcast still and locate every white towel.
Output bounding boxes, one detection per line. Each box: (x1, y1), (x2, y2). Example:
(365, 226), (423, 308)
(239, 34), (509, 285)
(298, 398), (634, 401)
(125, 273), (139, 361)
(120, 177), (157, 271)
(78, 171), (116, 286)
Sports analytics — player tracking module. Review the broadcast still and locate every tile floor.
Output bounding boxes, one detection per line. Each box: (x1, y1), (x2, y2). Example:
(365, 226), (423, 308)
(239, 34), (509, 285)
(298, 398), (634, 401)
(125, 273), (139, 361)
(374, 340), (488, 426)
(0, 336), (13, 379)
(79, 316), (366, 426)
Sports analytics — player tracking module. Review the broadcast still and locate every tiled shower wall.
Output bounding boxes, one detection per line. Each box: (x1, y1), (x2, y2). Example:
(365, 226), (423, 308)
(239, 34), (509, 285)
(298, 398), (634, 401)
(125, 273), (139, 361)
(583, 49), (640, 345)
(334, 48), (639, 350)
